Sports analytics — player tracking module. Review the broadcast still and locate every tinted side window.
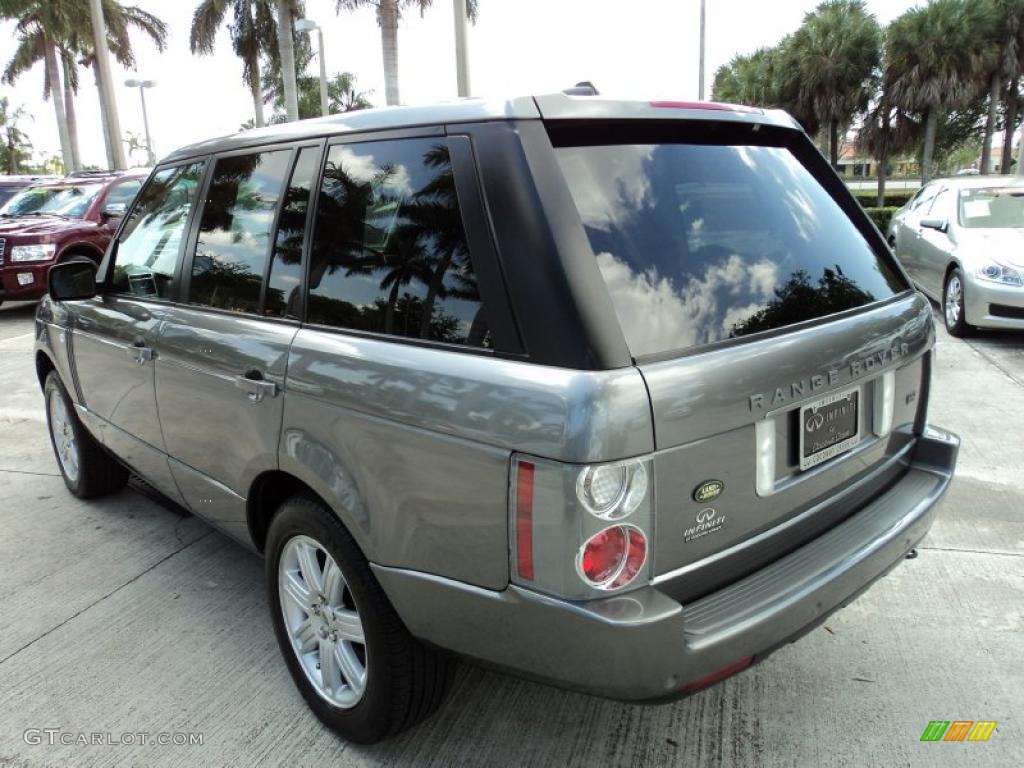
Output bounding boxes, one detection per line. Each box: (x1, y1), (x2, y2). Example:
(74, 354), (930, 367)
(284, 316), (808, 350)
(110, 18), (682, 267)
(111, 163), (204, 298)
(911, 184), (938, 212)
(265, 147), (319, 318)
(105, 179), (142, 208)
(190, 149), (291, 314)
(307, 138), (490, 347)
(927, 188), (952, 218)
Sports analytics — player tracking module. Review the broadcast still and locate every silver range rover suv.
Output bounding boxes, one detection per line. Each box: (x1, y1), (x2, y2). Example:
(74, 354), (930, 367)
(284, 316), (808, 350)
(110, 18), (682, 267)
(35, 92), (959, 743)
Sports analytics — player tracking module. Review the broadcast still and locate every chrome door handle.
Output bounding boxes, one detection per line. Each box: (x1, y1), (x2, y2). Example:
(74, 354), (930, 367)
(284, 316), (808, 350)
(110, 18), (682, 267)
(234, 374), (277, 403)
(126, 342), (154, 365)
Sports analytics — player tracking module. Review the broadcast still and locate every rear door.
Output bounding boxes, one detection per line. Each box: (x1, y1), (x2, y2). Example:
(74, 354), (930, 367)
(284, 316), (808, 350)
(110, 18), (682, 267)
(551, 126), (930, 598)
(71, 162), (205, 504)
(152, 142), (320, 541)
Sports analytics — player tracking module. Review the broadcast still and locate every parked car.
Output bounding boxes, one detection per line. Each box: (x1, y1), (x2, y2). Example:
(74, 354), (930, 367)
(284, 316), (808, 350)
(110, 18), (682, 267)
(887, 176), (1024, 335)
(0, 174), (60, 208)
(35, 93), (958, 743)
(0, 171), (146, 306)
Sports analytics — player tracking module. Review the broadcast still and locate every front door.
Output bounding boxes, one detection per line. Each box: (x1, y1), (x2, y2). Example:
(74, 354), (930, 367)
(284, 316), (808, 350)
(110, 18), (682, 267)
(72, 161), (206, 504)
(153, 144), (320, 541)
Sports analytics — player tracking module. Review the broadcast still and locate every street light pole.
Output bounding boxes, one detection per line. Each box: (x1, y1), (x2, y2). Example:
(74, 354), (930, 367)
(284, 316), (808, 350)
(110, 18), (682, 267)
(296, 19), (328, 117)
(89, 0), (126, 169)
(126, 79), (156, 165)
(698, 0), (706, 100)
(453, 0), (471, 97)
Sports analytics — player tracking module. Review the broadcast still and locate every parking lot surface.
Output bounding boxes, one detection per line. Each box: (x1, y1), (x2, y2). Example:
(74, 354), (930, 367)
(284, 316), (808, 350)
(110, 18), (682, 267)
(0, 299), (1021, 767)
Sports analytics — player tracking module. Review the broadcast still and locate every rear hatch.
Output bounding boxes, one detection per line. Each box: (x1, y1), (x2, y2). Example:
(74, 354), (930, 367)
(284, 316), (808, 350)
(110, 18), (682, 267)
(549, 115), (932, 602)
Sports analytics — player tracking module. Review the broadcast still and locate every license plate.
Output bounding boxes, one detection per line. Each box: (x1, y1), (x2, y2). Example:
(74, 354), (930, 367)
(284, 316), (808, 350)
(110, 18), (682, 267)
(799, 388), (860, 470)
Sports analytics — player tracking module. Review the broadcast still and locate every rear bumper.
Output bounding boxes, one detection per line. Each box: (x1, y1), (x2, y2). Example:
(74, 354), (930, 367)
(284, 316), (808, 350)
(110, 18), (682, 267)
(373, 426), (959, 701)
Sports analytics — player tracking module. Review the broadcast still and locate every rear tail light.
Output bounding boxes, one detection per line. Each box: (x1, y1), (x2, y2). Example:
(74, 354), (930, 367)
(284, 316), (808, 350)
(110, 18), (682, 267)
(514, 461), (535, 580)
(578, 525), (648, 590)
(511, 455), (653, 598)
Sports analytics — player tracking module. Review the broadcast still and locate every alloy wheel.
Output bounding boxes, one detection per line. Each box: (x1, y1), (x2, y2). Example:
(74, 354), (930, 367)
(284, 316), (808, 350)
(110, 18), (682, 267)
(278, 535), (368, 709)
(945, 275), (963, 328)
(48, 389), (80, 483)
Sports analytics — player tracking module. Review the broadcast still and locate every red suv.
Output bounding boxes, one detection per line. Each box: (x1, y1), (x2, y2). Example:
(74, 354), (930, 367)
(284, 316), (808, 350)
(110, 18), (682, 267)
(0, 170), (146, 305)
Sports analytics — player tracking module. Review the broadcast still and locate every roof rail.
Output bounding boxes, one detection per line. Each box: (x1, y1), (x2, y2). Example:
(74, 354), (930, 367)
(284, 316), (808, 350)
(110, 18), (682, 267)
(563, 81), (599, 96)
(66, 169), (115, 177)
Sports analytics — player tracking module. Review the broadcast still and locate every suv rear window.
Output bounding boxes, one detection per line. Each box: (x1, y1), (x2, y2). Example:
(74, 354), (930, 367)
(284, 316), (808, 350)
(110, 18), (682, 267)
(554, 141), (904, 357)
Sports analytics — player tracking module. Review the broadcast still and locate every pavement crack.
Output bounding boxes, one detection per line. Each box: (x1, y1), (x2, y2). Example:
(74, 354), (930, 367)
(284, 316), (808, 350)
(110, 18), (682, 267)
(918, 545), (1024, 559)
(0, 529), (215, 668)
(0, 468), (61, 478)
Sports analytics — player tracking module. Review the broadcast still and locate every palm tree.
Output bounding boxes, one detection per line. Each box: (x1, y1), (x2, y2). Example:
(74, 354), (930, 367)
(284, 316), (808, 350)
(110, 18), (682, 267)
(191, 0), (278, 128)
(0, 97), (33, 173)
(267, 70), (372, 120)
(335, 0), (478, 106)
(275, 0), (300, 120)
(859, 97), (918, 206)
(0, 0), (75, 170)
(989, 0), (1024, 174)
(779, 0), (881, 168)
(886, 0), (997, 182)
(2, 0), (166, 171)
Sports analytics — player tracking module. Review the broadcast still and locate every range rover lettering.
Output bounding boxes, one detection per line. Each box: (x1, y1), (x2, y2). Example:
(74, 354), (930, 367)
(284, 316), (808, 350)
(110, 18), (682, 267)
(34, 92), (959, 744)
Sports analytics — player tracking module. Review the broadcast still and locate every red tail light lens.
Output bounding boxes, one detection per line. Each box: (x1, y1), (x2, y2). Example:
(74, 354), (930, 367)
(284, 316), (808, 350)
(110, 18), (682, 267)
(578, 525), (647, 590)
(580, 526), (627, 584)
(515, 461), (535, 580)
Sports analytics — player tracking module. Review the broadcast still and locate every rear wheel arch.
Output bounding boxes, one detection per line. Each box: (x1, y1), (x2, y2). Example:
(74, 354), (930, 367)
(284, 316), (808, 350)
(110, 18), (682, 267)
(247, 471), (369, 558)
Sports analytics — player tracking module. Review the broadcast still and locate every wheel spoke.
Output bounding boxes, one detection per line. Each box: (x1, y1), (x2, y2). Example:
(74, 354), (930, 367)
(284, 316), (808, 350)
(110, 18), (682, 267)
(282, 571), (314, 613)
(321, 558), (344, 607)
(319, 638), (341, 694)
(296, 544), (323, 593)
(293, 617), (319, 653)
(336, 641), (366, 695)
(333, 608), (364, 644)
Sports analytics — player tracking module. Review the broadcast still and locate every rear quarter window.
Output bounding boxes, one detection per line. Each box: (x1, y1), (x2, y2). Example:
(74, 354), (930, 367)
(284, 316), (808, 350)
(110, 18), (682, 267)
(554, 140), (905, 358)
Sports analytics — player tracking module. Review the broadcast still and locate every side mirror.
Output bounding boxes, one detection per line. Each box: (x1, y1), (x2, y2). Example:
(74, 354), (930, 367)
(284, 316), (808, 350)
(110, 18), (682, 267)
(920, 216), (948, 233)
(48, 259), (98, 302)
(102, 202), (127, 219)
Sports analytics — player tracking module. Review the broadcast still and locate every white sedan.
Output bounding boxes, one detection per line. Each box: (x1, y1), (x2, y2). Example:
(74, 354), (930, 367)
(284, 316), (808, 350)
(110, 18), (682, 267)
(887, 176), (1024, 336)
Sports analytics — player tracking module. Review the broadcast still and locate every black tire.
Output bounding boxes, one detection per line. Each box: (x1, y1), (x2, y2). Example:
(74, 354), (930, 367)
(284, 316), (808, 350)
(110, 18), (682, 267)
(266, 494), (452, 743)
(44, 371), (129, 498)
(942, 267), (971, 337)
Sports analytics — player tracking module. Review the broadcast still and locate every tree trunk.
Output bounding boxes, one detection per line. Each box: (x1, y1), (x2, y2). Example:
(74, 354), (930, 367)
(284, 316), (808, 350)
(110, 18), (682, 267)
(1001, 78), (1019, 174)
(276, 0), (299, 121)
(876, 111), (889, 208)
(922, 108), (938, 183)
(7, 133), (17, 174)
(247, 51), (265, 128)
(380, 0), (400, 105)
(62, 57), (81, 172)
(91, 63), (115, 169)
(980, 73), (1000, 174)
(829, 119), (839, 170)
(89, 0), (126, 169)
(43, 38), (74, 173)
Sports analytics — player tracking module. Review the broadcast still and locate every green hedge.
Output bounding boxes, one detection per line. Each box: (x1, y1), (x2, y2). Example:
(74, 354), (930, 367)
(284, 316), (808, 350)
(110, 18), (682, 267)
(863, 206), (899, 233)
(853, 191), (914, 208)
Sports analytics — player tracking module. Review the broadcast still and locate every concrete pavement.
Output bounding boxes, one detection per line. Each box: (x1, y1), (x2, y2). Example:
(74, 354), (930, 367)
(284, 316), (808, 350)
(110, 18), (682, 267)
(0, 299), (1021, 767)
